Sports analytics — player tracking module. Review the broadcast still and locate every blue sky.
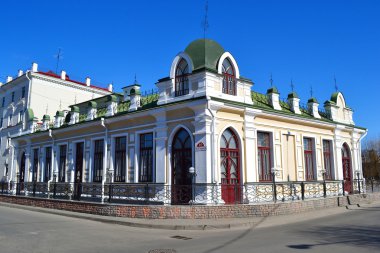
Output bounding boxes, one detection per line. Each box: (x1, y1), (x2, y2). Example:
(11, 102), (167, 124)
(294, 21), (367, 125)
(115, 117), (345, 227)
(1, 0), (379, 140)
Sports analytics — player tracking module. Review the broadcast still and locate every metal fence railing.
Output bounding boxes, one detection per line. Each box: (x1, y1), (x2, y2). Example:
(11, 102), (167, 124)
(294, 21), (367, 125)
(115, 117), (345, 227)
(365, 178), (380, 193)
(0, 179), (363, 205)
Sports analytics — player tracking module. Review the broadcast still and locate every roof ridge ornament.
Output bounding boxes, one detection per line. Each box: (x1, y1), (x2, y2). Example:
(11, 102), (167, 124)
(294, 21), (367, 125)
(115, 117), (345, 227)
(202, 0), (209, 39)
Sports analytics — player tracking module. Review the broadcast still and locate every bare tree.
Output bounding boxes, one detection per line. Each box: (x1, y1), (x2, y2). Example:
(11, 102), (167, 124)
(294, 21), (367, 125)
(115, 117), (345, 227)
(362, 136), (380, 179)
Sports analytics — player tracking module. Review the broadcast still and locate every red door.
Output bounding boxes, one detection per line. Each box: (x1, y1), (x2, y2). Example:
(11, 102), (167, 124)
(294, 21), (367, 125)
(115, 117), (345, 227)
(342, 143), (352, 193)
(220, 128), (241, 204)
(171, 129), (193, 204)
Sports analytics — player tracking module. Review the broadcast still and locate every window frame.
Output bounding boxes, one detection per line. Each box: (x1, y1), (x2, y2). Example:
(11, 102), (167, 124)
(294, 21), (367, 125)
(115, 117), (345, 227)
(11, 92), (15, 103)
(58, 144), (67, 183)
(21, 87), (26, 99)
(138, 132), (154, 183)
(114, 136), (127, 182)
(322, 140), (333, 180)
(303, 137), (316, 181)
(174, 58), (190, 97)
(222, 58), (236, 95)
(92, 139), (104, 182)
(44, 146), (52, 182)
(257, 131), (273, 182)
(32, 148), (39, 182)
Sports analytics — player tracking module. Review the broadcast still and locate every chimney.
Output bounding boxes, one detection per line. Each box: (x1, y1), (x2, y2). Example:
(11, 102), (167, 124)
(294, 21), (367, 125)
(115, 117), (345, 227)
(287, 92), (301, 114)
(31, 62), (38, 72)
(18, 70), (24, 77)
(6, 76), (13, 83)
(60, 70), (66, 80)
(108, 83), (113, 92)
(307, 98), (321, 119)
(266, 87), (282, 110)
(85, 77), (91, 86)
(128, 88), (141, 112)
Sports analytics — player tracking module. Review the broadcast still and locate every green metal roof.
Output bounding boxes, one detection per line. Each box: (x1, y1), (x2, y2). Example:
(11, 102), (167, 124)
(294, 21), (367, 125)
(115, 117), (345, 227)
(26, 109), (34, 122)
(267, 87), (279, 94)
(287, 92), (299, 99)
(184, 39), (225, 72)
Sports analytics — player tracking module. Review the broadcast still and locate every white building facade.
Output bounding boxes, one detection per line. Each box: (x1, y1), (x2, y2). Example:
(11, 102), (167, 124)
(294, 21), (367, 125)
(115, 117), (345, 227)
(0, 64), (112, 180)
(7, 39), (367, 204)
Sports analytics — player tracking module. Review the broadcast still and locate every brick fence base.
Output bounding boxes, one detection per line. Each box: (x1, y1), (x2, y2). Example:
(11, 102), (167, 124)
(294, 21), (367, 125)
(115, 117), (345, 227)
(0, 193), (379, 219)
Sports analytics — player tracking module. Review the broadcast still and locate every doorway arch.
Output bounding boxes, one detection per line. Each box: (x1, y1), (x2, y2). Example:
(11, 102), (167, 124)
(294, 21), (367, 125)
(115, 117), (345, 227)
(342, 143), (352, 193)
(220, 127), (241, 204)
(171, 128), (193, 204)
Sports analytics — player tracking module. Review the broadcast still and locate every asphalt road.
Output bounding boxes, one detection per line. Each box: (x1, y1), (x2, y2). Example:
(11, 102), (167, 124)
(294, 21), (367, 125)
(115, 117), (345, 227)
(0, 203), (379, 253)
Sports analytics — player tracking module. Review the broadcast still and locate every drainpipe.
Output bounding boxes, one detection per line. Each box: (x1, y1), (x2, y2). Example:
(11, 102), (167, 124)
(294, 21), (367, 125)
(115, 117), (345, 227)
(206, 100), (216, 184)
(25, 71), (32, 111)
(100, 118), (108, 203)
(357, 129), (368, 182)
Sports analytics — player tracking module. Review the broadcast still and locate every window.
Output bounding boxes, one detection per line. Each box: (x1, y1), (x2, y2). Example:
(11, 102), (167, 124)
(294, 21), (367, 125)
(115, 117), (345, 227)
(303, 137), (315, 181)
(222, 58), (236, 95)
(1, 97), (4, 107)
(32, 149), (39, 182)
(44, 147), (52, 182)
(257, 132), (272, 182)
(21, 87), (26, 98)
(139, 133), (153, 182)
(0, 118), (2, 128)
(11, 92), (15, 102)
(114, 136), (126, 182)
(323, 140), (333, 180)
(58, 145), (67, 182)
(93, 139), (104, 182)
(175, 58), (189, 97)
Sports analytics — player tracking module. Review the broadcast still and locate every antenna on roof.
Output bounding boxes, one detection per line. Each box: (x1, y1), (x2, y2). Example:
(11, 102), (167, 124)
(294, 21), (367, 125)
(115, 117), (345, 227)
(334, 74), (338, 92)
(310, 86), (314, 98)
(74, 95), (77, 104)
(202, 0), (209, 39)
(270, 73), (274, 87)
(290, 78), (294, 92)
(45, 104), (48, 115)
(59, 100), (62, 110)
(55, 48), (62, 74)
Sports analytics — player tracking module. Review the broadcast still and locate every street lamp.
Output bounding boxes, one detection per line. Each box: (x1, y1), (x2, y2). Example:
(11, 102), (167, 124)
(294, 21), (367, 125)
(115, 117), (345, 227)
(189, 167), (196, 204)
(355, 170), (361, 194)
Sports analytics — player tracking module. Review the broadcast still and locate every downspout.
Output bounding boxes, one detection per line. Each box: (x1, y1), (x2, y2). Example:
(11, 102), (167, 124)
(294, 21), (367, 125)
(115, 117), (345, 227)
(357, 129), (368, 176)
(206, 99), (215, 184)
(100, 118), (108, 203)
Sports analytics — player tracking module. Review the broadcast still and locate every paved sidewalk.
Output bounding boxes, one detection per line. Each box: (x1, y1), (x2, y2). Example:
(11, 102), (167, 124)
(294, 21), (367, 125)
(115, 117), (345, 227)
(1, 201), (379, 231)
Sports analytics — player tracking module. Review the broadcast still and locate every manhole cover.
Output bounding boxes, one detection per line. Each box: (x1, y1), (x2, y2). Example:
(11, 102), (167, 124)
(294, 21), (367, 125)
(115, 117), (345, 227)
(148, 249), (177, 253)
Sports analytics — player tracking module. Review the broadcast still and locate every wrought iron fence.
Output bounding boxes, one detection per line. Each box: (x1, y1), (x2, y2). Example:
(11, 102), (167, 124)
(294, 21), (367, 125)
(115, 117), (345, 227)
(0, 180), (362, 205)
(365, 178), (380, 193)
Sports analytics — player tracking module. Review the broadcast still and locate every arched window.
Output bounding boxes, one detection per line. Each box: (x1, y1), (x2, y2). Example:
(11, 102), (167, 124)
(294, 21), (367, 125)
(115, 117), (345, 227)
(222, 58), (236, 95)
(175, 59), (189, 97)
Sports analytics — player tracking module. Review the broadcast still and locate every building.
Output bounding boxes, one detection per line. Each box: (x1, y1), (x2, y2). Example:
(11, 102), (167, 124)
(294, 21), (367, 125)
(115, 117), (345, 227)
(8, 39), (367, 204)
(0, 64), (112, 180)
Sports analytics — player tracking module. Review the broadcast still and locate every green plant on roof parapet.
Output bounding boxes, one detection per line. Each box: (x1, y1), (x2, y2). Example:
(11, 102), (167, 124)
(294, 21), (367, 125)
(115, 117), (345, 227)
(117, 101), (130, 113)
(251, 91), (270, 107)
(141, 93), (159, 106)
(97, 107), (107, 118)
(79, 114), (87, 122)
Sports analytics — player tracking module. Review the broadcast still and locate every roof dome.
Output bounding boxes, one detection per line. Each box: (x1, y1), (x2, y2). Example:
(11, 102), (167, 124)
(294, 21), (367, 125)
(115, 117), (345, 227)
(184, 39), (225, 72)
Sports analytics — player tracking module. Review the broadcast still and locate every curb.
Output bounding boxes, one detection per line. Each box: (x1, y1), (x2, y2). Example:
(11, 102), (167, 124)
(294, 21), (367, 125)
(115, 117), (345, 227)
(0, 202), (257, 230)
